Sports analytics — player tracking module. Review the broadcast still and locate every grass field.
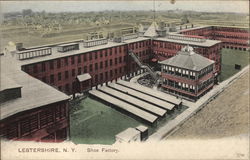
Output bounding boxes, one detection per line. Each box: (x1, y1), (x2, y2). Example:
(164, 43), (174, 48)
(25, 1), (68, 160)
(70, 97), (188, 144)
(70, 97), (141, 144)
(219, 48), (249, 81)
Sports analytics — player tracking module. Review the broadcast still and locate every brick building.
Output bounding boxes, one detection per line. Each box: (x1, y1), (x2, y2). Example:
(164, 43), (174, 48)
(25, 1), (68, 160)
(179, 26), (249, 51)
(0, 57), (70, 142)
(1, 23), (247, 141)
(160, 46), (215, 101)
(153, 33), (221, 75)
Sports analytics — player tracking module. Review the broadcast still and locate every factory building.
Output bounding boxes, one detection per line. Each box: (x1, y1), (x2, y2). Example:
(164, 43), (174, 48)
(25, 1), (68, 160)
(179, 26), (249, 51)
(159, 46), (215, 101)
(1, 23), (248, 141)
(0, 57), (70, 142)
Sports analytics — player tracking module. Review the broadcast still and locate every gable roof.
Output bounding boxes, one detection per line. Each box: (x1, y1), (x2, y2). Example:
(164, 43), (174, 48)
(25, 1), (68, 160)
(159, 46), (214, 71)
(144, 22), (158, 37)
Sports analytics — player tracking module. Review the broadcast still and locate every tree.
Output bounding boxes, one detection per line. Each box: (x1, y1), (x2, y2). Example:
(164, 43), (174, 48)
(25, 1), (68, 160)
(181, 15), (189, 25)
(22, 9), (33, 17)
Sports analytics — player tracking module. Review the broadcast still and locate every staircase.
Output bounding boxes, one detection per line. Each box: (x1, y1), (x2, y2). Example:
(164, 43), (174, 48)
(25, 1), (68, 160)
(128, 50), (158, 82)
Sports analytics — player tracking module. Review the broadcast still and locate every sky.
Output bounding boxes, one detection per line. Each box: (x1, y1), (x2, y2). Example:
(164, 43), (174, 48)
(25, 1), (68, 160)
(0, 1), (249, 14)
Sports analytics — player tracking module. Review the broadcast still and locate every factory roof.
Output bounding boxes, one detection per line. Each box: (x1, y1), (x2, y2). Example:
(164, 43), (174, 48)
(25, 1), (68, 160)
(159, 46), (214, 71)
(16, 37), (150, 66)
(136, 125), (148, 132)
(155, 33), (221, 47)
(115, 128), (141, 142)
(77, 73), (92, 82)
(0, 56), (70, 120)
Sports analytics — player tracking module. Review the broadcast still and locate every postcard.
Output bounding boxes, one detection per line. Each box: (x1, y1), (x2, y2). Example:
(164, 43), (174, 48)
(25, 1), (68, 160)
(0, 0), (249, 159)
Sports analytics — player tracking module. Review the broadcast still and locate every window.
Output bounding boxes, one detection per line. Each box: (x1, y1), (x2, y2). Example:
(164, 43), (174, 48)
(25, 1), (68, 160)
(64, 57), (68, 66)
(40, 109), (54, 128)
(78, 55), (81, 63)
(115, 48), (117, 54)
(50, 74), (54, 83)
(84, 66), (87, 73)
(42, 62), (46, 72)
(83, 54), (87, 61)
(20, 114), (38, 136)
(89, 53), (92, 60)
(78, 67), (81, 75)
(49, 61), (54, 70)
(95, 74), (98, 83)
(65, 84), (69, 92)
(100, 73), (103, 81)
(100, 62), (103, 69)
(94, 63), (98, 70)
(119, 57), (122, 63)
(119, 67), (122, 73)
(109, 48), (112, 55)
(71, 56), (75, 65)
(110, 59), (113, 66)
(57, 59), (61, 68)
(110, 70), (113, 77)
(72, 69), (75, 77)
(95, 52), (98, 59)
(89, 64), (93, 72)
(58, 72), (61, 81)
(65, 71), (69, 79)
(115, 58), (117, 65)
(105, 60), (108, 67)
(55, 104), (66, 120)
(105, 50), (108, 57)
(33, 64), (38, 73)
(105, 71), (108, 80)
(100, 51), (103, 58)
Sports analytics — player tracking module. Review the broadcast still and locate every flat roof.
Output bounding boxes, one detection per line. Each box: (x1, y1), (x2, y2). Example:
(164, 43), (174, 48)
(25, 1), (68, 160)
(77, 73), (91, 82)
(17, 37), (150, 66)
(155, 35), (221, 47)
(89, 89), (157, 123)
(57, 42), (79, 47)
(178, 25), (249, 33)
(136, 125), (148, 132)
(99, 86), (166, 116)
(116, 128), (140, 142)
(109, 83), (175, 110)
(117, 80), (181, 106)
(0, 56), (70, 120)
(0, 74), (22, 92)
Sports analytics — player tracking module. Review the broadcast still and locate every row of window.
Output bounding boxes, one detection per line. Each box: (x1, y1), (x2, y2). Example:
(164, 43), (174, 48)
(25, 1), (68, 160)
(18, 48), (52, 60)
(57, 66), (126, 93)
(31, 55), (127, 74)
(0, 104), (67, 139)
(128, 40), (150, 50)
(163, 65), (197, 77)
(30, 49), (150, 74)
(164, 79), (196, 94)
(153, 41), (184, 50)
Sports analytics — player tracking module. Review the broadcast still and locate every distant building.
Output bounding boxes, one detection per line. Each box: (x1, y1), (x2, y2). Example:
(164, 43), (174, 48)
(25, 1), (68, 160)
(159, 46), (215, 101)
(179, 26), (249, 51)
